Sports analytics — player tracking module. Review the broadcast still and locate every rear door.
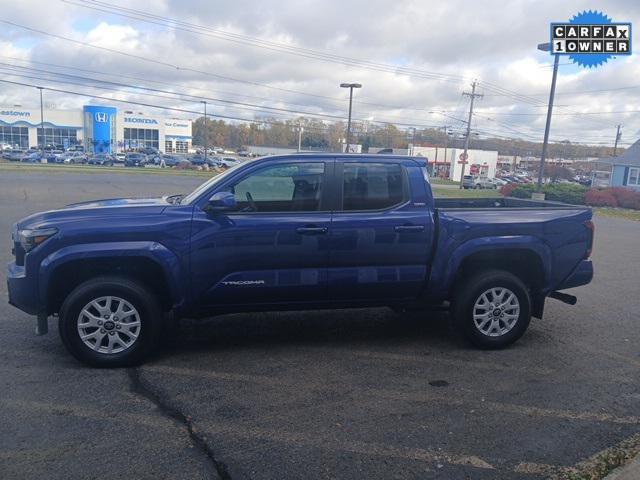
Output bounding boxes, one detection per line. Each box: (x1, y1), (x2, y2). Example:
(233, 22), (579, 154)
(328, 158), (433, 301)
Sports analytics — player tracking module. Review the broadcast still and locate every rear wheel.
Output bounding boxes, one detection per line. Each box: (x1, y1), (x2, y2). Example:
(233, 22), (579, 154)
(451, 270), (531, 349)
(59, 276), (163, 367)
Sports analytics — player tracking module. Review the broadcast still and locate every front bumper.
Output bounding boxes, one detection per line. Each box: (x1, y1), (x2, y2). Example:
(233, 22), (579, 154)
(557, 260), (594, 290)
(7, 262), (40, 315)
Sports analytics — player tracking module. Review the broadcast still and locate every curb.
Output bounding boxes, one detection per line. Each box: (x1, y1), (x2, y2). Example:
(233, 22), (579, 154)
(604, 454), (640, 480)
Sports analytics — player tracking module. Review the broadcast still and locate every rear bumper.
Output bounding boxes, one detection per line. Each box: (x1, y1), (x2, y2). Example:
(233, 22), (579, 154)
(557, 260), (593, 290)
(6, 262), (40, 315)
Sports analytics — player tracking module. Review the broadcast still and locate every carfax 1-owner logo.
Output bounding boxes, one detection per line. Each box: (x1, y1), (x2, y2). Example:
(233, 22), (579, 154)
(550, 10), (632, 67)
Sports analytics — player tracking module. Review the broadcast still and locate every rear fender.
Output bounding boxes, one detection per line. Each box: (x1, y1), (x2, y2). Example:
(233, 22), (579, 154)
(433, 235), (553, 298)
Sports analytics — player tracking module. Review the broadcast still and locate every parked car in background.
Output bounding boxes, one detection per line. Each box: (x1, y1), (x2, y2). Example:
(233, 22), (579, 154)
(88, 153), (115, 166)
(188, 154), (218, 167)
(3, 149), (25, 161)
(44, 150), (63, 163)
(462, 175), (475, 189)
(21, 151), (44, 163)
(474, 177), (506, 189)
(58, 152), (88, 164)
(115, 153), (126, 163)
(215, 156), (241, 168)
(471, 177), (493, 189)
(156, 154), (189, 167)
(124, 152), (148, 167)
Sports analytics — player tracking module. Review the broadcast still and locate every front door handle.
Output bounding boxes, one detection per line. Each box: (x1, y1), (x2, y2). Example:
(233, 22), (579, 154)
(296, 226), (328, 235)
(394, 225), (425, 233)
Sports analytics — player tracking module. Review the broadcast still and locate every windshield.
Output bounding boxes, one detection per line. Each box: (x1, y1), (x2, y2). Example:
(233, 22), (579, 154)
(181, 161), (247, 204)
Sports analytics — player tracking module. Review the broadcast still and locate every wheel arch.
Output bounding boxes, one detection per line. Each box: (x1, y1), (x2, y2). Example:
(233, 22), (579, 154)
(444, 238), (552, 318)
(40, 242), (184, 316)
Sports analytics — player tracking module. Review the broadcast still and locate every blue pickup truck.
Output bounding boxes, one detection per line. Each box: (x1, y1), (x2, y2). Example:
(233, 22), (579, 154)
(7, 154), (594, 367)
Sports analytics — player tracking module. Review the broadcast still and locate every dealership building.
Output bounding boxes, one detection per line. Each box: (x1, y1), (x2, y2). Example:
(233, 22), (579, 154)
(0, 105), (193, 153)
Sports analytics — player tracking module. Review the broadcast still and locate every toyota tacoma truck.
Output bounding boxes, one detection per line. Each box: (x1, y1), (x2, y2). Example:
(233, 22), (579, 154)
(7, 154), (594, 367)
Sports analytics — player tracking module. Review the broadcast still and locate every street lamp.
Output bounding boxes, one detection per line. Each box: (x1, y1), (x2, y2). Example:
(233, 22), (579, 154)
(340, 82), (361, 152)
(200, 100), (207, 163)
(537, 42), (560, 192)
(37, 87), (44, 149)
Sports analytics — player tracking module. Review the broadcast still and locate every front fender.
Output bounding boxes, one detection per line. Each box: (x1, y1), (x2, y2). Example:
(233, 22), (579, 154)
(38, 241), (184, 308)
(429, 235), (553, 298)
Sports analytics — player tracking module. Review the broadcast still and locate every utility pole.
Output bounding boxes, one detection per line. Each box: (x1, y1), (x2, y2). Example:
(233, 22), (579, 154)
(408, 127), (416, 155)
(613, 124), (622, 156)
(459, 81), (483, 189)
(37, 87), (44, 149)
(536, 43), (559, 192)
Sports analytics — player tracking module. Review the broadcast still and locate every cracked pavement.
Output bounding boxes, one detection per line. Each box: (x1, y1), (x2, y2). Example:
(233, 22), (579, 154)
(1, 169), (639, 479)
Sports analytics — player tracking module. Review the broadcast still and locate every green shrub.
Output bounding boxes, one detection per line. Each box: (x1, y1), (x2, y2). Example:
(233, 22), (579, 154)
(507, 183), (587, 205)
(510, 184), (535, 199)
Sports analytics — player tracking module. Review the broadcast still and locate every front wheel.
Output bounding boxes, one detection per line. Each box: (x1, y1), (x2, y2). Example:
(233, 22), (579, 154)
(59, 276), (163, 367)
(451, 270), (531, 349)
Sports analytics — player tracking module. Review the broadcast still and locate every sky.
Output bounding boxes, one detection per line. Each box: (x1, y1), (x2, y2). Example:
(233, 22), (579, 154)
(0, 0), (639, 147)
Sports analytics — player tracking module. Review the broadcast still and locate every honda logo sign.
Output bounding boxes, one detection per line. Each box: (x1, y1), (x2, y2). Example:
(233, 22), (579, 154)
(95, 112), (108, 123)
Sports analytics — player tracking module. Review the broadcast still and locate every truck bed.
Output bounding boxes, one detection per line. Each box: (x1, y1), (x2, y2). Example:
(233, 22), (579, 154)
(434, 196), (588, 210)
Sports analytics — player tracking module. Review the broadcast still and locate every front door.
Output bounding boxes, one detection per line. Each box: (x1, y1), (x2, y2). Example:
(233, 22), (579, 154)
(190, 159), (332, 309)
(328, 159), (433, 301)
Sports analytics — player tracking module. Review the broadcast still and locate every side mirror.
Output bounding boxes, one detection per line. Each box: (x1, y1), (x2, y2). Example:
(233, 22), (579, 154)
(205, 191), (236, 212)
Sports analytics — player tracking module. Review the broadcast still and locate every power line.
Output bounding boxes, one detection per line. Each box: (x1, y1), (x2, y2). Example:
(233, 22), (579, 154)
(0, 64), (452, 129)
(4, 11), (548, 108)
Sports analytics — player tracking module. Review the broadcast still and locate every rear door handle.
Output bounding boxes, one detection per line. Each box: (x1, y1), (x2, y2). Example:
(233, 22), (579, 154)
(296, 226), (328, 235)
(394, 225), (425, 233)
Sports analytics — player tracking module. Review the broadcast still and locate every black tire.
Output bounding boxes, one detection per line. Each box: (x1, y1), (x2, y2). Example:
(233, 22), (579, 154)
(59, 276), (163, 367)
(451, 269), (531, 349)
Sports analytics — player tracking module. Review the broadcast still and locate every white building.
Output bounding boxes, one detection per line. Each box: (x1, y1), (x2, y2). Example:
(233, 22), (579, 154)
(0, 105), (192, 154)
(412, 146), (498, 181)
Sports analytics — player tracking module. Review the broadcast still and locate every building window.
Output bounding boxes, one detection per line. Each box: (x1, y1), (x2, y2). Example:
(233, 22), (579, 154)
(123, 128), (159, 150)
(628, 167), (640, 186)
(165, 140), (173, 153)
(0, 126), (29, 149)
(37, 127), (78, 149)
(175, 141), (188, 153)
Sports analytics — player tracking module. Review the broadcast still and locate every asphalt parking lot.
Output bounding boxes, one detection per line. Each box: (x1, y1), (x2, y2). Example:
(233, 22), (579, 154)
(1, 168), (639, 480)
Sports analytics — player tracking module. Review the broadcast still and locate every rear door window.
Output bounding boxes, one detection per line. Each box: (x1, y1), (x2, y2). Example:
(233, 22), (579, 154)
(342, 163), (405, 211)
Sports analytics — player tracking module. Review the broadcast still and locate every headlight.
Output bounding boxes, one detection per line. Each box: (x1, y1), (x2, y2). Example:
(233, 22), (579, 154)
(18, 228), (58, 253)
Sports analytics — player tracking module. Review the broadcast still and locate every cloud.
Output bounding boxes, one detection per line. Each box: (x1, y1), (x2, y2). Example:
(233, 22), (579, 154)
(0, 0), (639, 146)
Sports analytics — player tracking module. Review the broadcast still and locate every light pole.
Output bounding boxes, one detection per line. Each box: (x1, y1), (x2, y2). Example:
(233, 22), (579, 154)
(37, 87), (44, 149)
(297, 124), (304, 152)
(537, 42), (559, 192)
(200, 100), (207, 163)
(340, 82), (361, 152)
